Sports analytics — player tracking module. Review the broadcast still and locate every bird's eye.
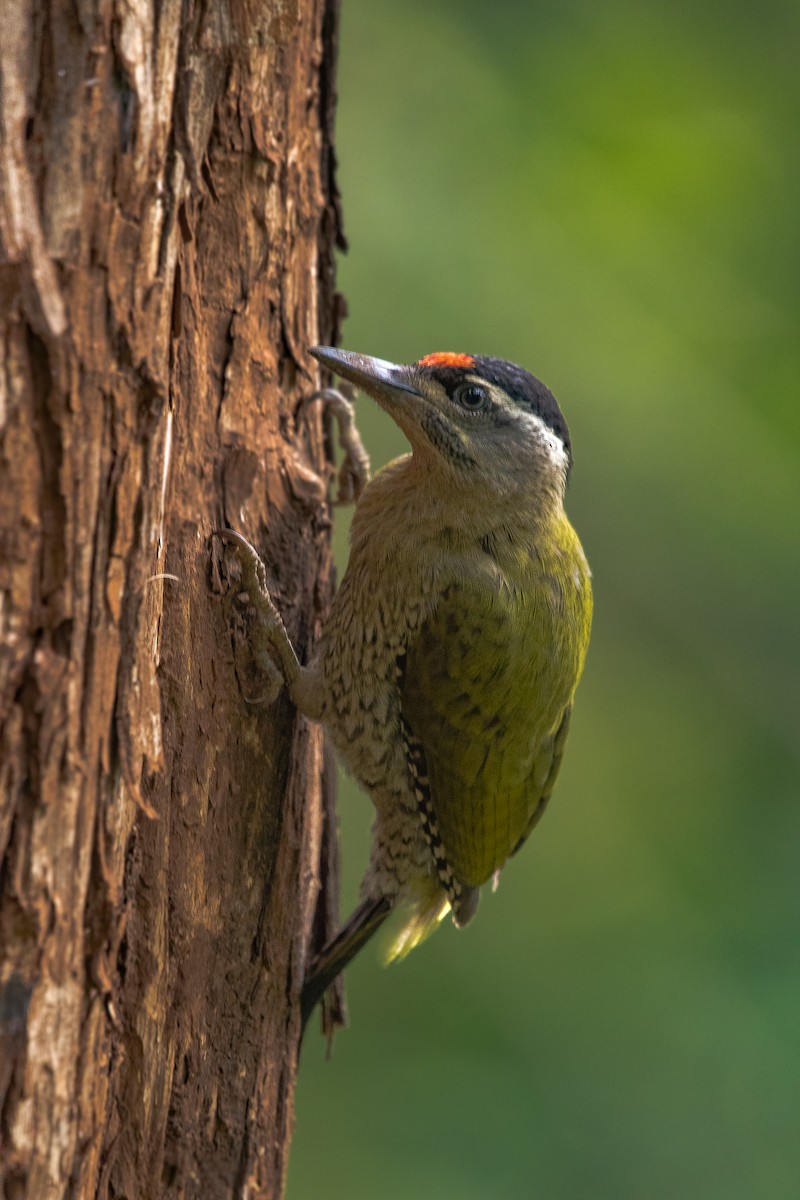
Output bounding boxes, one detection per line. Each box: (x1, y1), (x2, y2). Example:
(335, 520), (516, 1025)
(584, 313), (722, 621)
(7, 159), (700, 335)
(454, 383), (489, 412)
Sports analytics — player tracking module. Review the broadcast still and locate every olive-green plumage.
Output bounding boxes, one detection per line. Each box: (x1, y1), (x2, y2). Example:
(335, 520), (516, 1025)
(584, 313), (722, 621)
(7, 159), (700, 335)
(221, 346), (592, 1020)
(402, 513), (591, 890)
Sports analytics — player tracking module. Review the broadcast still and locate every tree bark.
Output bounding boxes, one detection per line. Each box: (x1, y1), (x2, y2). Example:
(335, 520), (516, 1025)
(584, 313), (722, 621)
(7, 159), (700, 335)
(0, 2), (344, 1196)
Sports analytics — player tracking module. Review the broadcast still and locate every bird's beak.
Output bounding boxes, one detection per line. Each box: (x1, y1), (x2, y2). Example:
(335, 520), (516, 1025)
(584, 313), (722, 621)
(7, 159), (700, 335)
(310, 346), (421, 409)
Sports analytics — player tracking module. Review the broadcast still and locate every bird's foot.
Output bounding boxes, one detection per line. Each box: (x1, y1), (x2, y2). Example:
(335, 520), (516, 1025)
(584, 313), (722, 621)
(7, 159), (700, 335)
(215, 529), (300, 704)
(302, 383), (371, 505)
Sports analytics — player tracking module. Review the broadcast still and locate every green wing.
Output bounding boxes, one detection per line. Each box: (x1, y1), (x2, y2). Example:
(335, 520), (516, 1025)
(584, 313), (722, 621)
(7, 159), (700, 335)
(401, 575), (579, 889)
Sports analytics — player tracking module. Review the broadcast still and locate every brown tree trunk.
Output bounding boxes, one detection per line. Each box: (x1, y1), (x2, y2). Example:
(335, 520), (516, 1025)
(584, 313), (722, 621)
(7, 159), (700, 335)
(0, 2), (344, 1196)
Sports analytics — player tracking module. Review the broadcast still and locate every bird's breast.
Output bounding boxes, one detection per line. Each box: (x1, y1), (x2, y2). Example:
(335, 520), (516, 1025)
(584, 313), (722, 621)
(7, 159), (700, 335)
(320, 555), (435, 798)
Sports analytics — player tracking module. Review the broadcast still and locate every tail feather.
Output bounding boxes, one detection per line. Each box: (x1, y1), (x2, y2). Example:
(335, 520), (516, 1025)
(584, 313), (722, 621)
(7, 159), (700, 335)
(301, 895), (391, 1028)
(381, 892), (451, 964)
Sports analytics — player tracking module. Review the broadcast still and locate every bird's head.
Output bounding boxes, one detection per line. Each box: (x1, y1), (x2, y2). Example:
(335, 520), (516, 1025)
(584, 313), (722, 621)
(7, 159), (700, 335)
(310, 346), (572, 503)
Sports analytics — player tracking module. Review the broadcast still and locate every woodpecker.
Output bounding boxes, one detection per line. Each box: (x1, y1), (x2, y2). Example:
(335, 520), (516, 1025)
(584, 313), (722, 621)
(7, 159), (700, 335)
(221, 347), (592, 1025)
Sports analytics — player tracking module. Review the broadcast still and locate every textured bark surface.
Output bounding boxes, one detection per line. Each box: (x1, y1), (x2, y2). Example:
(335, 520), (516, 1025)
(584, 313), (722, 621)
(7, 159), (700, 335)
(0, 2), (344, 1196)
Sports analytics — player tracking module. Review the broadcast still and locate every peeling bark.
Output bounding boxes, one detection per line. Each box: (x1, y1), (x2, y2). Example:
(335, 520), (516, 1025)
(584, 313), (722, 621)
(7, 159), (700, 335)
(0, 2), (344, 1196)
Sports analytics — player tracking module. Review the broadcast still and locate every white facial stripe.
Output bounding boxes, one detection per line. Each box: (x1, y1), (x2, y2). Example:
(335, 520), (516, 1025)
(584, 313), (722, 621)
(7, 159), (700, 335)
(516, 410), (569, 470)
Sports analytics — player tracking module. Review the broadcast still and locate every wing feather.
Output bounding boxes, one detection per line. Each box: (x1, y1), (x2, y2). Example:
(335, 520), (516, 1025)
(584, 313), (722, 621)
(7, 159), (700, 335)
(401, 573), (579, 889)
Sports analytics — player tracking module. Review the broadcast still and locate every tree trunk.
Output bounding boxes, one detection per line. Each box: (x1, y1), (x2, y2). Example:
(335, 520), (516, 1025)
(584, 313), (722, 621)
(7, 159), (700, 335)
(0, 2), (344, 1196)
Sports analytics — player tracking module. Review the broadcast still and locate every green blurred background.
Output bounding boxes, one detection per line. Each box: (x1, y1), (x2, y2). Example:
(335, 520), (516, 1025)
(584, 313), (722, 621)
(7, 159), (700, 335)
(290, 1), (799, 1196)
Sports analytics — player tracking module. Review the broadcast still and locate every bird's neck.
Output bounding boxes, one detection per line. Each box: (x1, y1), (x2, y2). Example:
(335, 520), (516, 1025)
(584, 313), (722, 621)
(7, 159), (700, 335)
(351, 453), (566, 560)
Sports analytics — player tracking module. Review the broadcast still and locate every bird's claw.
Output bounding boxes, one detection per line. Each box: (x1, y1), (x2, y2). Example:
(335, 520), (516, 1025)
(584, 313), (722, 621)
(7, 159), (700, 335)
(303, 385), (371, 505)
(214, 529), (287, 704)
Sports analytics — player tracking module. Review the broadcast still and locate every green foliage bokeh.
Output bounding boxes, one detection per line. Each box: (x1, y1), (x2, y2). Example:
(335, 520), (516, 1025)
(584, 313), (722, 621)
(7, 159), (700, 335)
(290, 2), (799, 1197)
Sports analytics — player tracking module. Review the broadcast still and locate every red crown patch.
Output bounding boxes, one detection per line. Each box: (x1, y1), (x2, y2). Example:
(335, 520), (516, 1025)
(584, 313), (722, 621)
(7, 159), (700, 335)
(418, 352), (475, 369)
